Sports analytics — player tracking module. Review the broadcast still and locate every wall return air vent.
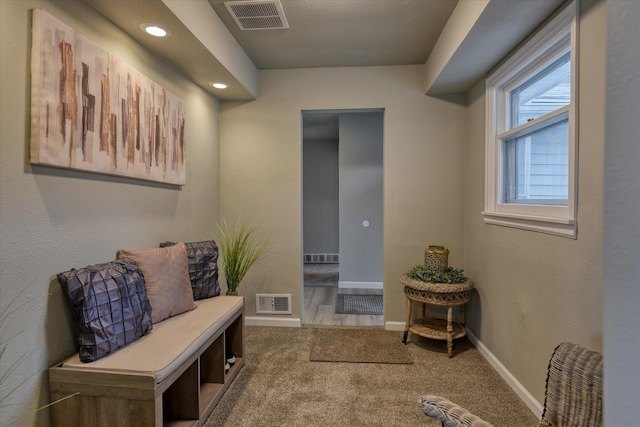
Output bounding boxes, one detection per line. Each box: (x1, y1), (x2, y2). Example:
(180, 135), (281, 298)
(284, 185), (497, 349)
(225, 0), (289, 30)
(256, 294), (292, 314)
(304, 253), (339, 264)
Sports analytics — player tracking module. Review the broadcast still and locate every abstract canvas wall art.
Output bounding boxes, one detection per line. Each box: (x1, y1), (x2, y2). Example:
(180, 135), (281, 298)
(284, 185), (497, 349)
(30, 9), (186, 186)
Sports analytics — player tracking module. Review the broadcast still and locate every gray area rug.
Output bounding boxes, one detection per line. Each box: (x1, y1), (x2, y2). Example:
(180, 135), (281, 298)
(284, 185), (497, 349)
(205, 326), (539, 427)
(309, 327), (412, 364)
(335, 293), (383, 315)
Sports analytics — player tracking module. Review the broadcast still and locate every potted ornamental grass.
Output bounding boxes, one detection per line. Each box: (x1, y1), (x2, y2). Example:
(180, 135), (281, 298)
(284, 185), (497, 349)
(216, 219), (270, 295)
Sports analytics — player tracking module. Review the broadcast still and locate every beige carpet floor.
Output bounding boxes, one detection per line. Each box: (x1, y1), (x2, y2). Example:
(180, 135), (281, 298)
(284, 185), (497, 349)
(310, 327), (413, 364)
(205, 326), (539, 427)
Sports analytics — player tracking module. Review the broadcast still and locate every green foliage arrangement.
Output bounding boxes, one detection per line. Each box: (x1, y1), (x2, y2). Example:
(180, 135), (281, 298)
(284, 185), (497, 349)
(406, 265), (468, 284)
(217, 219), (270, 295)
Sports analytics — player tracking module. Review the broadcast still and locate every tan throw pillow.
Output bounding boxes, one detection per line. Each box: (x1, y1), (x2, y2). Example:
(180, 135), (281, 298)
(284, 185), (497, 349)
(117, 243), (196, 324)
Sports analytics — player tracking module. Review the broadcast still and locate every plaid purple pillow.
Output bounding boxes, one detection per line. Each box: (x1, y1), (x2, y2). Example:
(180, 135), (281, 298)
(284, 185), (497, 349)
(159, 240), (221, 300)
(57, 258), (153, 362)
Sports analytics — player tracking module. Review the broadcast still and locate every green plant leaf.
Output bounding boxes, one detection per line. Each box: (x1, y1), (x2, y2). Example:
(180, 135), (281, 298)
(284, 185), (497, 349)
(406, 265), (467, 284)
(216, 219), (270, 293)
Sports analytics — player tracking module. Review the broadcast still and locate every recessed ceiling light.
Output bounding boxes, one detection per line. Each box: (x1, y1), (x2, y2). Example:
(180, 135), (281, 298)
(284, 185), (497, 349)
(140, 23), (170, 37)
(211, 83), (228, 89)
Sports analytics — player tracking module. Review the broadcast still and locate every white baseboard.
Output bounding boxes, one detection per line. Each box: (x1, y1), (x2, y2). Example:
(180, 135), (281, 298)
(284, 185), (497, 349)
(466, 329), (543, 418)
(338, 281), (383, 289)
(245, 316), (302, 327)
(385, 321), (406, 331)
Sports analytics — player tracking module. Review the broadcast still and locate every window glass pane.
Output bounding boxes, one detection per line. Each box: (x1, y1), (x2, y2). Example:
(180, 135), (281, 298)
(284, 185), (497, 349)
(503, 118), (569, 205)
(510, 52), (571, 128)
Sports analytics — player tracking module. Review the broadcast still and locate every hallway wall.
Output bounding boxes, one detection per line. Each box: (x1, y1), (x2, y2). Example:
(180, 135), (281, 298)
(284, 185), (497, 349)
(338, 112), (384, 286)
(303, 138), (339, 254)
(0, 1), (221, 424)
(603, 0), (640, 423)
(463, 0), (606, 408)
(220, 65), (467, 321)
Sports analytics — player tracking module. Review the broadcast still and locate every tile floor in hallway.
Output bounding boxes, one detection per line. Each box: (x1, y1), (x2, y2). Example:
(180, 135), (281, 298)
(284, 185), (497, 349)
(303, 263), (383, 327)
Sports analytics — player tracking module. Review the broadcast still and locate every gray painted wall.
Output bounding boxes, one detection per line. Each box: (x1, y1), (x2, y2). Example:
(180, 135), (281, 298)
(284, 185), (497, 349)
(219, 65), (467, 321)
(338, 112), (384, 284)
(3, 0), (630, 424)
(463, 0), (605, 407)
(0, 1), (221, 425)
(604, 0), (640, 424)
(302, 139), (339, 254)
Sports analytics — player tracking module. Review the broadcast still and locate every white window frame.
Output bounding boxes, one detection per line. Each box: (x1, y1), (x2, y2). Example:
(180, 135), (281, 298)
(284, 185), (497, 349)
(483, 1), (578, 238)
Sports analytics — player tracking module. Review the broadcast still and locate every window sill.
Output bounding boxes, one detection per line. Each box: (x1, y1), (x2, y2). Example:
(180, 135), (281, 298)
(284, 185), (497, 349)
(481, 211), (577, 239)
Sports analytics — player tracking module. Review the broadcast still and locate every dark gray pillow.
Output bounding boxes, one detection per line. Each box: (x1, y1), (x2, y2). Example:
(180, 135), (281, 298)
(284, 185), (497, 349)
(160, 240), (221, 300)
(57, 258), (153, 362)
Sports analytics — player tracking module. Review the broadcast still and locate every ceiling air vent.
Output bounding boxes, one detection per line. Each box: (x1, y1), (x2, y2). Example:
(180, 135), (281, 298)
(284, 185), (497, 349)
(256, 294), (292, 314)
(225, 0), (289, 30)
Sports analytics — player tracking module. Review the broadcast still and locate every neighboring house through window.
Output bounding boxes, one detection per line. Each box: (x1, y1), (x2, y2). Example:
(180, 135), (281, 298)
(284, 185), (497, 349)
(483, 1), (578, 238)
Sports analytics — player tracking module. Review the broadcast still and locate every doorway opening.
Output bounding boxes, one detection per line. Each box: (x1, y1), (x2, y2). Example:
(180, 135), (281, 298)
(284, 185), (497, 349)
(301, 109), (384, 326)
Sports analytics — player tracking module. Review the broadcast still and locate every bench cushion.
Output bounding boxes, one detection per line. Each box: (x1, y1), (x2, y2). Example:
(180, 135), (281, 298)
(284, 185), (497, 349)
(61, 296), (243, 383)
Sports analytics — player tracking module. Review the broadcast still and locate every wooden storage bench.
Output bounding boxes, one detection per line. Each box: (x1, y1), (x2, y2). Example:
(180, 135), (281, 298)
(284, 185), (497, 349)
(49, 296), (244, 427)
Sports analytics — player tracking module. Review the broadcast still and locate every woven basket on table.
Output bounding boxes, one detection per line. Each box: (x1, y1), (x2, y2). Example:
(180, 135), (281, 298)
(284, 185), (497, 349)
(399, 274), (474, 306)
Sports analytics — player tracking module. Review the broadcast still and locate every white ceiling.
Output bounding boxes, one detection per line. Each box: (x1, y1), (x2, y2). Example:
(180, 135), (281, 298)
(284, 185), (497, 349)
(207, 0), (459, 69)
(83, 0), (565, 107)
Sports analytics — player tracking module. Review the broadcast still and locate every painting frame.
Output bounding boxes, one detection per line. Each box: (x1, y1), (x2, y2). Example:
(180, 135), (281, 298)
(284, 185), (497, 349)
(30, 8), (186, 186)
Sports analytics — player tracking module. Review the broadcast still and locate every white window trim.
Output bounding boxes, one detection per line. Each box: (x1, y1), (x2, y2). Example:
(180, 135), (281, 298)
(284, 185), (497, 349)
(483, 1), (578, 239)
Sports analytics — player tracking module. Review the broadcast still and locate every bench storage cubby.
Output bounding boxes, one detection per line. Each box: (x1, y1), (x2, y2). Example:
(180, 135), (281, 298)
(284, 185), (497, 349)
(49, 296), (244, 427)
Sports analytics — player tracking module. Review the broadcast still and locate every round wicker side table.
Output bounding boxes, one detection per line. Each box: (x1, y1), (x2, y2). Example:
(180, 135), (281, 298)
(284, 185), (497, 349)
(400, 274), (474, 358)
